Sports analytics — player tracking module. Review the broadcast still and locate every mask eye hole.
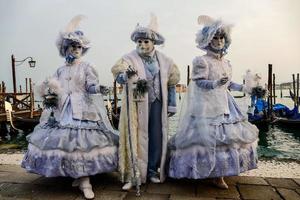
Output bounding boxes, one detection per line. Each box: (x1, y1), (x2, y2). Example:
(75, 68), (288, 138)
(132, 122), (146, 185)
(137, 40), (150, 44)
(71, 44), (82, 49)
(213, 36), (224, 40)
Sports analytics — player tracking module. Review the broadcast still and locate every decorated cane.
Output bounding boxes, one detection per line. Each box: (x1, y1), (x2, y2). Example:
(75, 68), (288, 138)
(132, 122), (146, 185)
(125, 66), (141, 196)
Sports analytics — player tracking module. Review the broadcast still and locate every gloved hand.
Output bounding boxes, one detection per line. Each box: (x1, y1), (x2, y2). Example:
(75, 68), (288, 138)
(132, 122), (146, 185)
(242, 85), (253, 95)
(168, 112), (176, 117)
(96, 85), (110, 95)
(217, 77), (229, 86)
(126, 66), (138, 79)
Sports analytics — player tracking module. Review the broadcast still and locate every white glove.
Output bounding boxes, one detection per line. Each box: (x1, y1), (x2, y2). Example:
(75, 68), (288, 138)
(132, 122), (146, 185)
(242, 85), (253, 94)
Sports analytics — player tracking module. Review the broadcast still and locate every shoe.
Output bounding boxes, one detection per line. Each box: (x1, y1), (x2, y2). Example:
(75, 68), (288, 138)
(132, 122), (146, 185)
(212, 177), (229, 189)
(149, 176), (161, 183)
(79, 177), (95, 199)
(122, 182), (133, 190)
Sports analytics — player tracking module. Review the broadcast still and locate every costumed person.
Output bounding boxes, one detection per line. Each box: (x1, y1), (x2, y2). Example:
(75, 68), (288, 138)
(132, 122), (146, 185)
(21, 15), (119, 199)
(168, 15), (259, 189)
(111, 14), (180, 191)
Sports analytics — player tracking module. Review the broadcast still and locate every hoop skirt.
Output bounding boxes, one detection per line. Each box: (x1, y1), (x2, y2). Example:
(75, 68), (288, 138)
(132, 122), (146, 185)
(21, 61), (119, 179)
(168, 81), (259, 179)
(22, 94), (118, 178)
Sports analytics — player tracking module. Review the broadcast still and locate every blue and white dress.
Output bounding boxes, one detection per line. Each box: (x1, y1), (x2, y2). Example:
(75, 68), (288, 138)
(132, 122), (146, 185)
(22, 61), (119, 178)
(168, 51), (258, 179)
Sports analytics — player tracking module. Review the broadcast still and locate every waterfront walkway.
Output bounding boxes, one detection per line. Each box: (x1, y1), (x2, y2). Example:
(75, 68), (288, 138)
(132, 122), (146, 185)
(0, 165), (300, 200)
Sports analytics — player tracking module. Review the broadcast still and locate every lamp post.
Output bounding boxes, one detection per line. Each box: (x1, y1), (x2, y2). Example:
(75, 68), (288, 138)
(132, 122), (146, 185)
(11, 54), (36, 94)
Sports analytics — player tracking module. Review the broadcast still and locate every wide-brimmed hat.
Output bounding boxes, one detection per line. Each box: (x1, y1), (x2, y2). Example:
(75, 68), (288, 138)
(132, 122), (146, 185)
(56, 15), (90, 57)
(131, 14), (165, 45)
(195, 15), (232, 51)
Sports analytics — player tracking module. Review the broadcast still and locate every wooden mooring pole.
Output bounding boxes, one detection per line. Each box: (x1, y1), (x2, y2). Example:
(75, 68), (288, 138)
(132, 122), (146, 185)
(273, 73), (276, 104)
(293, 74), (296, 107)
(187, 65), (190, 86)
(297, 73), (299, 109)
(267, 64), (273, 118)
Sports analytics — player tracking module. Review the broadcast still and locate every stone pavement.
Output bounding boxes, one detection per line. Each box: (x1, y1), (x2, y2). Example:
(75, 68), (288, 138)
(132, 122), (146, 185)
(0, 165), (300, 200)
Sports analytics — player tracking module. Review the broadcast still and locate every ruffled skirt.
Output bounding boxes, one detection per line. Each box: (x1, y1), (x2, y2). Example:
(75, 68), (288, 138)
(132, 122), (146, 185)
(168, 95), (259, 179)
(22, 99), (119, 178)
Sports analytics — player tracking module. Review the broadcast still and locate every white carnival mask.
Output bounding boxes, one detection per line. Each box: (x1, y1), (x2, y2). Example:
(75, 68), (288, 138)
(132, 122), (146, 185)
(66, 43), (83, 59)
(210, 33), (225, 51)
(136, 39), (154, 56)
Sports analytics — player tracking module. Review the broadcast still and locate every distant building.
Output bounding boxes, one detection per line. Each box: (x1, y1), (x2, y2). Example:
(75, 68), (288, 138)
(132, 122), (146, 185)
(276, 82), (293, 90)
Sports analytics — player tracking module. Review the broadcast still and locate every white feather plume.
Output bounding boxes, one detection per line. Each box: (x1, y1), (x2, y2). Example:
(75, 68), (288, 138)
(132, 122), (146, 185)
(243, 70), (256, 93)
(65, 15), (86, 33)
(38, 77), (62, 97)
(148, 13), (158, 32)
(197, 15), (215, 25)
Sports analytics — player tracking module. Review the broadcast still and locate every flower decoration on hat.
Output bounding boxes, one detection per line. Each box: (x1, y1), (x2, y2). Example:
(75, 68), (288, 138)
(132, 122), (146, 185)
(131, 13), (165, 45)
(56, 15), (91, 57)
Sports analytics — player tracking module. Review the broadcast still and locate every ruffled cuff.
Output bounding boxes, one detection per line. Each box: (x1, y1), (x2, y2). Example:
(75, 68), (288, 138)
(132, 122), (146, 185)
(228, 81), (243, 91)
(87, 85), (97, 94)
(168, 85), (176, 107)
(168, 106), (177, 113)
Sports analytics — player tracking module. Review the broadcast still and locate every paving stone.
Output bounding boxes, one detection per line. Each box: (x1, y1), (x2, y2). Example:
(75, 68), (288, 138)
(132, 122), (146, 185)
(265, 178), (299, 189)
(90, 173), (118, 189)
(277, 188), (300, 200)
(32, 176), (73, 188)
(146, 181), (196, 196)
(32, 185), (79, 200)
(75, 190), (127, 200)
(0, 172), (41, 183)
(97, 190), (127, 200)
(124, 192), (169, 200)
(215, 199), (236, 200)
(296, 188), (300, 195)
(196, 184), (240, 199)
(94, 173), (135, 192)
(0, 183), (40, 199)
(238, 185), (281, 200)
(0, 165), (25, 173)
(225, 176), (268, 185)
(293, 178), (300, 186)
(170, 195), (216, 200)
(0, 195), (31, 200)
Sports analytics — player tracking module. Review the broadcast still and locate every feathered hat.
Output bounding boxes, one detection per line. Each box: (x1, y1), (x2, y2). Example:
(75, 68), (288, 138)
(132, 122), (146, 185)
(131, 13), (165, 45)
(195, 15), (232, 50)
(56, 15), (90, 57)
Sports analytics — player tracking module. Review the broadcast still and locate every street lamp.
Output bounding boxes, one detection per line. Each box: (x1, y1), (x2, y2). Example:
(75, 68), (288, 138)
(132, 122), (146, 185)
(11, 54), (36, 94)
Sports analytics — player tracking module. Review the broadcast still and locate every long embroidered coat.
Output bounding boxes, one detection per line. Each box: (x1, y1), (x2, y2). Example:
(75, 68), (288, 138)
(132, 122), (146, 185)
(111, 50), (180, 183)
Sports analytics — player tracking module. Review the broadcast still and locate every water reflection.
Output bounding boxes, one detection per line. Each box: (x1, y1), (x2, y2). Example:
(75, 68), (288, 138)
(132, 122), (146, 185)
(258, 125), (300, 160)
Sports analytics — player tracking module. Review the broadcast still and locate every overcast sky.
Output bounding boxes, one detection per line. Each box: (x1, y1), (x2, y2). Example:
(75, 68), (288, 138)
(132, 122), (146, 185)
(1, 0), (300, 91)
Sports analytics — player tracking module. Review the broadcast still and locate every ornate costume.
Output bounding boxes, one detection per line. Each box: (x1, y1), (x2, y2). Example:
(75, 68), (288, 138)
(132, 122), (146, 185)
(21, 15), (118, 199)
(111, 14), (180, 187)
(168, 16), (258, 187)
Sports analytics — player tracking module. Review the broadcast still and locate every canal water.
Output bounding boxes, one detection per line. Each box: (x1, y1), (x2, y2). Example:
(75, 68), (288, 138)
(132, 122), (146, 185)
(169, 90), (300, 161)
